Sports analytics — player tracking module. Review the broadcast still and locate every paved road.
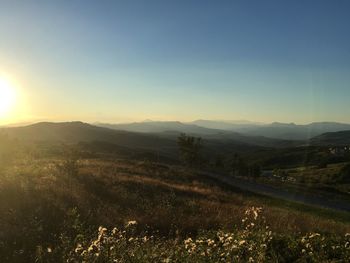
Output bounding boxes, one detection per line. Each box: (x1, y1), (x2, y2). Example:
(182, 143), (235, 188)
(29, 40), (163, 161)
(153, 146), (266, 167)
(202, 172), (350, 212)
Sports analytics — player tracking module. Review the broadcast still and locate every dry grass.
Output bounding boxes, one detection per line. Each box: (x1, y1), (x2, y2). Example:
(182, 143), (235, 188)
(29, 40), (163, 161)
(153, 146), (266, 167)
(1, 157), (350, 262)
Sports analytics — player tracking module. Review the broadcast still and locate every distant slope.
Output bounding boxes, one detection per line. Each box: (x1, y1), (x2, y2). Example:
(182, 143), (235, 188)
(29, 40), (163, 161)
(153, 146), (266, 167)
(96, 121), (304, 148)
(0, 121), (303, 152)
(310, 130), (350, 145)
(1, 121), (177, 151)
(191, 120), (350, 140)
(190, 120), (260, 130)
(96, 121), (230, 135)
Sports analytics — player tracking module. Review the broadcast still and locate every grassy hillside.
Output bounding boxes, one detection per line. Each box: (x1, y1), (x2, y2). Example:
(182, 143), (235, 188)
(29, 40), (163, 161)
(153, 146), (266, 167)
(1, 148), (350, 262)
(1, 124), (350, 261)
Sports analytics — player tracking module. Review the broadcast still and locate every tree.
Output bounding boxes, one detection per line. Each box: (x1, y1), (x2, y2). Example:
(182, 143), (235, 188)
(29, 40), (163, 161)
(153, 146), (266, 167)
(248, 164), (261, 178)
(230, 154), (248, 176)
(177, 133), (202, 167)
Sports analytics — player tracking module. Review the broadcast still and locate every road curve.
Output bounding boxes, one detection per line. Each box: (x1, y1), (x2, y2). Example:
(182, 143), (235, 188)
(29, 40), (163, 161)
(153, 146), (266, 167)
(201, 171), (350, 213)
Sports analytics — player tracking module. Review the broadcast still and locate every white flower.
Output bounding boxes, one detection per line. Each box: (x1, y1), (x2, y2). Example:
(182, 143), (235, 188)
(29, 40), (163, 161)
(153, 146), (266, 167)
(238, 240), (246, 246)
(126, 220), (137, 227)
(309, 233), (320, 238)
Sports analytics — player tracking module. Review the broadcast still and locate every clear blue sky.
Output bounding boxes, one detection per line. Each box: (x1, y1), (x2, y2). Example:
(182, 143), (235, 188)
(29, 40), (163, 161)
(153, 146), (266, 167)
(1, 0), (350, 124)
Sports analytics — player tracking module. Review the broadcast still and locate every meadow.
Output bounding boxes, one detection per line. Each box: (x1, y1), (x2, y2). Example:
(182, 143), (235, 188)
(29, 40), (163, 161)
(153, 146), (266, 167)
(1, 144), (350, 262)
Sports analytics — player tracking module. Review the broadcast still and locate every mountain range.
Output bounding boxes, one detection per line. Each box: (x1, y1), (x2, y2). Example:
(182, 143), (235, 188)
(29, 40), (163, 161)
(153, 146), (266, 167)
(1, 121), (350, 151)
(94, 120), (350, 141)
(188, 120), (350, 140)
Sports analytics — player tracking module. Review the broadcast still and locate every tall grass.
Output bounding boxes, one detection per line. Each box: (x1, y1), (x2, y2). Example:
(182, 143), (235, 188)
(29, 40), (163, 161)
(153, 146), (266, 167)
(1, 157), (350, 262)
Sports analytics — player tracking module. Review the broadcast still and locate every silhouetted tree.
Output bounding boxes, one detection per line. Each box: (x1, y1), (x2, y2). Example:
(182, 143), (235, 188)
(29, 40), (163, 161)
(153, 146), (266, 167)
(177, 133), (202, 167)
(230, 154), (248, 176)
(248, 164), (261, 178)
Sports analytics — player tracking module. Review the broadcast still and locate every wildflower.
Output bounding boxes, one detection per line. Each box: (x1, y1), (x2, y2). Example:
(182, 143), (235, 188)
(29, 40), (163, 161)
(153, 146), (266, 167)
(184, 238), (193, 245)
(75, 244), (83, 253)
(112, 227), (119, 235)
(253, 210), (258, 219)
(238, 240), (246, 246)
(98, 226), (107, 232)
(309, 233), (320, 238)
(126, 220), (137, 227)
(184, 238), (194, 250)
(207, 239), (215, 246)
(227, 236), (233, 242)
(88, 245), (94, 252)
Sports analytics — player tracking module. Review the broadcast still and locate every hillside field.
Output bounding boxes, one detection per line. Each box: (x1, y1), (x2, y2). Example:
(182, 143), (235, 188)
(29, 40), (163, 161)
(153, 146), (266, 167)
(1, 152), (350, 262)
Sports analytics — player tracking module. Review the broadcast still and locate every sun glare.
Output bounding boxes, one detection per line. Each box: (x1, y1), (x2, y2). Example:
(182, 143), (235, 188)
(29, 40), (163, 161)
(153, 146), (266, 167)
(0, 77), (16, 118)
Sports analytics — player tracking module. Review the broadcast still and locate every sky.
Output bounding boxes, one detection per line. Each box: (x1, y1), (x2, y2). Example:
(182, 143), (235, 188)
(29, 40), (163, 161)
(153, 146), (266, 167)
(0, 0), (350, 125)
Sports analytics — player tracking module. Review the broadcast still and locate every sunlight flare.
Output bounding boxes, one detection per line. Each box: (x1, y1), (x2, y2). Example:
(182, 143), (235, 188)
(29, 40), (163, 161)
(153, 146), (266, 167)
(0, 77), (16, 118)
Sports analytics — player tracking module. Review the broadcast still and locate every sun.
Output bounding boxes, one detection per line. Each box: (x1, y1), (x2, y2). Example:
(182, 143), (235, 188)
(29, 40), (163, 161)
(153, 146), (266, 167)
(0, 77), (16, 118)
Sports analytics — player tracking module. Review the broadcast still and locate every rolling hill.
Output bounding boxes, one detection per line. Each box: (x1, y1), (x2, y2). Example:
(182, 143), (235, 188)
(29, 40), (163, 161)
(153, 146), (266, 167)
(310, 130), (350, 146)
(95, 121), (302, 148)
(190, 120), (350, 140)
(95, 121), (231, 135)
(0, 121), (177, 151)
(0, 121), (304, 155)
